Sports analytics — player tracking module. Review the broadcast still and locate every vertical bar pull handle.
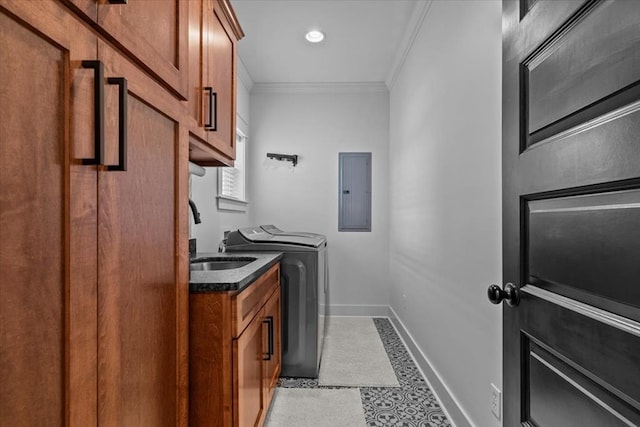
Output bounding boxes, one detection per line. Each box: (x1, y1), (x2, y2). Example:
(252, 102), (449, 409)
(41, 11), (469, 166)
(81, 60), (104, 166)
(204, 87), (212, 129)
(204, 86), (217, 131)
(268, 316), (274, 356)
(267, 316), (274, 356)
(211, 91), (217, 131)
(262, 316), (274, 361)
(106, 77), (127, 172)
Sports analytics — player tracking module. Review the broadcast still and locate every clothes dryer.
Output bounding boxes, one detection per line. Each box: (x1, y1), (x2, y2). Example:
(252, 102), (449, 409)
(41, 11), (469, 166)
(224, 226), (329, 378)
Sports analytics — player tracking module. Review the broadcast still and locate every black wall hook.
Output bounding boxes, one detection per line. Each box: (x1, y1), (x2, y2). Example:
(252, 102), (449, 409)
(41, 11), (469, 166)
(266, 152), (298, 167)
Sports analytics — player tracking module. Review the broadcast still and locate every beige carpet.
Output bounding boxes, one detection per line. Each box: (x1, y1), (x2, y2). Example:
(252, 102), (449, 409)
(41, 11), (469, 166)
(318, 317), (400, 387)
(264, 388), (366, 427)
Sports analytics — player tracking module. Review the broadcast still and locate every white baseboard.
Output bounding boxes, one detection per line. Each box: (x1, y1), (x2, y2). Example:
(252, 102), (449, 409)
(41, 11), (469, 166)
(388, 306), (474, 427)
(327, 304), (391, 317)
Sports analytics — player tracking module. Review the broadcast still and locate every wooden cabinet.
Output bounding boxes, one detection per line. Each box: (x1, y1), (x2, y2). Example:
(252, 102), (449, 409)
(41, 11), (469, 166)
(190, 263), (282, 427)
(187, 0), (244, 166)
(64, 0), (189, 99)
(96, 40), (189, 426)
(0, 1), (188, 425)
(64, 0), (242, 166)
(234, 307), (266, 427)
(1, 0), (244, 424)
(0, 3), (97, 424)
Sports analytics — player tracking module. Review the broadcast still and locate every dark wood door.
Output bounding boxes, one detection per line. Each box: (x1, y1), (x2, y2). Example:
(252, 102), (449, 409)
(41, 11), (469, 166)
(500, 0), (640, 425)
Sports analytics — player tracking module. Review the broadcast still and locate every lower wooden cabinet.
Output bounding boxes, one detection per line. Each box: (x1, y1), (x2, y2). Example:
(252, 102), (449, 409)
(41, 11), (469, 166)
(190, 263), (282, 427)
(234, 305), (266, 427)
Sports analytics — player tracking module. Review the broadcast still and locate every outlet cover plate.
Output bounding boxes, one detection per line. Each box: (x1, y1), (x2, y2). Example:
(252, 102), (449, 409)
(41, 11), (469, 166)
(491, 383), (501, 420)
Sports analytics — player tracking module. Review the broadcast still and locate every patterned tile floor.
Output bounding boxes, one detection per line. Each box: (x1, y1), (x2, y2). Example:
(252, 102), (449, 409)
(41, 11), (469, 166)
(277, 318), (451, 427)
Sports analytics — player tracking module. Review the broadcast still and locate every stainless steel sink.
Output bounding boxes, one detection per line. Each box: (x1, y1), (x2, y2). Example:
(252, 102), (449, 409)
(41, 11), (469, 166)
(190, 257), (257, 271)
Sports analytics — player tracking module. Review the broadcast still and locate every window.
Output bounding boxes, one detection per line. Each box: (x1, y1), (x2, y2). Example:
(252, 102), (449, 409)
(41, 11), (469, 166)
(217, 131), (248, 211)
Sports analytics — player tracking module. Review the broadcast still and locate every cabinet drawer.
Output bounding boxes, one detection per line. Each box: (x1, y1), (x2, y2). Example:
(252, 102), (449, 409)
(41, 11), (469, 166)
(232, 264), (279, 338)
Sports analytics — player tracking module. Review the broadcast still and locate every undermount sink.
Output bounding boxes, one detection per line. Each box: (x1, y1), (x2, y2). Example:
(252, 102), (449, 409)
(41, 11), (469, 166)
(190, 257), (257, 271)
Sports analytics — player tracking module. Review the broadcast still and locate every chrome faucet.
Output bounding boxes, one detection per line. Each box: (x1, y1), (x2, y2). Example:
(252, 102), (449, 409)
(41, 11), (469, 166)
(188, 199), (201, 224)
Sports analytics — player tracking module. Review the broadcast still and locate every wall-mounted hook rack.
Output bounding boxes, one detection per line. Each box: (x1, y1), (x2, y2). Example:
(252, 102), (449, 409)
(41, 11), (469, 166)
(266, 152), (298, 167)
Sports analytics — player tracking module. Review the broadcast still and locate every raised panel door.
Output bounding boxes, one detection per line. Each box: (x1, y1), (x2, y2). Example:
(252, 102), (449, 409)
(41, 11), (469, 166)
(97, 40), (188, 427)
(187, 0), (243, 167)
(204, 1), (236, 160)
(96, 0), (188, 99)
(0, 1), (98, 424)
(501, 0), (640, 425)
(234, 309), (265, 427)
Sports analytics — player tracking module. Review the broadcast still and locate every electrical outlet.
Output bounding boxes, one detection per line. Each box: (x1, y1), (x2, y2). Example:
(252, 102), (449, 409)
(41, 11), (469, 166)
(491, 383), (501, 420)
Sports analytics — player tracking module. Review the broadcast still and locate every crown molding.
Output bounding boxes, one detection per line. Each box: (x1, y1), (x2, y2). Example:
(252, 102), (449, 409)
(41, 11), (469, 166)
(385, 0), (434, 90)
(251, 81), (388, 94)
(237, 58), (254, 91)
(220, 0), (244, 40)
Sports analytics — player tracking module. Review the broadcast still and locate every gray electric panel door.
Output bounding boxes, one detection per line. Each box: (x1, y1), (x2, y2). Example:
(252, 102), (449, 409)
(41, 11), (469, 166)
(339, 152), (371, 232)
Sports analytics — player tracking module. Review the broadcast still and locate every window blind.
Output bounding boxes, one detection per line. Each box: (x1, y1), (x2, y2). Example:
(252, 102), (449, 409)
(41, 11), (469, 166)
(219, 132), (245, 201)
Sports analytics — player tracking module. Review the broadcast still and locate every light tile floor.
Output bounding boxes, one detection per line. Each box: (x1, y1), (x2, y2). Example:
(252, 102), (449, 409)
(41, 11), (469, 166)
(278, 318), (451, 427)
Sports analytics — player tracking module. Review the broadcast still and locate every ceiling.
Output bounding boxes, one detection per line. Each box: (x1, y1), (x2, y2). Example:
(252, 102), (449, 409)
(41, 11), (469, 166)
(230, 0), (421, 85)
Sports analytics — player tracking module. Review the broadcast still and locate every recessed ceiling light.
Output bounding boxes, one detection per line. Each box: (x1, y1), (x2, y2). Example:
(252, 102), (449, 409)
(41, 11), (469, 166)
(305, 30), (325, 43)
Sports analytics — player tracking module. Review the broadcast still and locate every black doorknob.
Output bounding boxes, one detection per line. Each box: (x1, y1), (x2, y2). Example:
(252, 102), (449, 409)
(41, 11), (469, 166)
(487, 283), (520, 307)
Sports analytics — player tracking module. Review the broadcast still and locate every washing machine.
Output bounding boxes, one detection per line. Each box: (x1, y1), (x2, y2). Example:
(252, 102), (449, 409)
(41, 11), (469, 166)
(224, 226), (329, 378)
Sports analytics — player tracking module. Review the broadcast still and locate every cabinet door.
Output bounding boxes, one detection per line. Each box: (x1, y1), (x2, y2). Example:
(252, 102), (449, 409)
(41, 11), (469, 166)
(204, 0), (237, 160)
(263, 287), (281, 406)
(0, 1), (98, 424)
(64, 0), (188, 99)
(96, 0), (188, 99)
(234, 309), (265, 427)
(97, 40), (188, 427)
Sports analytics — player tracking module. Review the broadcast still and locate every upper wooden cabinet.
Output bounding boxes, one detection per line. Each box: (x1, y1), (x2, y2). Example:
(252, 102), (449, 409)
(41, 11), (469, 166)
(64, 0), (189, 99)
(62, 0), (243, 165)
(187, 0), (244, 166)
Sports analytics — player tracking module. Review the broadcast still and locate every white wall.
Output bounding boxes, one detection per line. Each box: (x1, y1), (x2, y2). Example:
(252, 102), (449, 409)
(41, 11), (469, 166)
(389, 1), (502, 426)
(248, 87), (390, 312)
(190, 75), (252, 252)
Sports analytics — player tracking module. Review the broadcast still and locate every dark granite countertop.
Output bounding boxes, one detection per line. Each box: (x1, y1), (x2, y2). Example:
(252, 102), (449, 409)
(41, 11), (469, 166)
(189, 252), (283, 293)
